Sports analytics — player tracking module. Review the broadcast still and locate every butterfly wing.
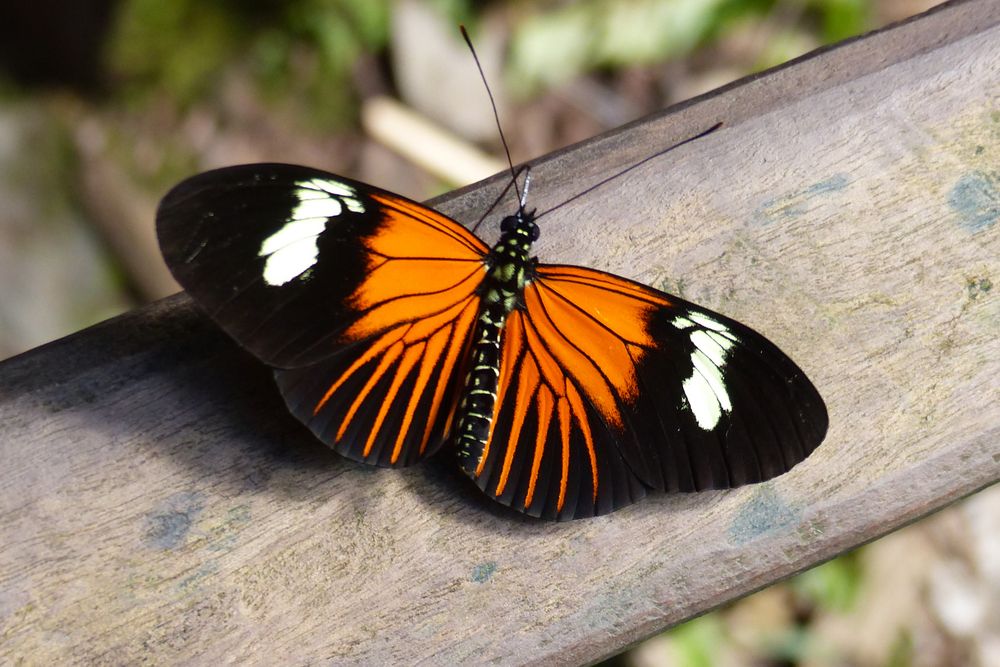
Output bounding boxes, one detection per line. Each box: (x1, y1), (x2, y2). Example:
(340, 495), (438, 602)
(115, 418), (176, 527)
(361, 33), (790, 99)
(466, 264), (828, 520)
(157, 164), (489, 465)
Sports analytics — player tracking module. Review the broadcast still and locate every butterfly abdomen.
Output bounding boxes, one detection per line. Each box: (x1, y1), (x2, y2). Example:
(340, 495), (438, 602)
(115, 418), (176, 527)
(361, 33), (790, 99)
(455, 303), (505, 469)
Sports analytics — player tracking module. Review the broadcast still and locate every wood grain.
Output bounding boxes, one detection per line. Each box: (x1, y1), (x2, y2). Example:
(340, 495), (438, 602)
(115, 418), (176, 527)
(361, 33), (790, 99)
(2, 1), (998, 663)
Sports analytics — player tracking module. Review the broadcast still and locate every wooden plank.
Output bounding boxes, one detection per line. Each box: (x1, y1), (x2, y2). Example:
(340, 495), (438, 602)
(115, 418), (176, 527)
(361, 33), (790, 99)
(2, 1), (998, 663)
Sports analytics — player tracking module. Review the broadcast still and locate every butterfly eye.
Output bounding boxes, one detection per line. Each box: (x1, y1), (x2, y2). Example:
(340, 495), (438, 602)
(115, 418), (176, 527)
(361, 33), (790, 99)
(530, 223), (540, 241)
(500, 216), (515, 233)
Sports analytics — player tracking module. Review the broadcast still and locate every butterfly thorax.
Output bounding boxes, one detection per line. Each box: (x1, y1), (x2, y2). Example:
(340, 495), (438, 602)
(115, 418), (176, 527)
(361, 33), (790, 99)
(455, 209), (539, 470)
(483, 209), (539, 308)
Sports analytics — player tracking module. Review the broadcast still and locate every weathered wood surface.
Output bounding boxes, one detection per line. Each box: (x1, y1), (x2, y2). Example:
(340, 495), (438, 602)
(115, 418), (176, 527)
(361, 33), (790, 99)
(2, 1), (998, 663)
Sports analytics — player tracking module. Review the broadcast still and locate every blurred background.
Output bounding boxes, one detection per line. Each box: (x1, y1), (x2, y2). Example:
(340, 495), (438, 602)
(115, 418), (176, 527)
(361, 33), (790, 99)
(3, 1), (999, 666)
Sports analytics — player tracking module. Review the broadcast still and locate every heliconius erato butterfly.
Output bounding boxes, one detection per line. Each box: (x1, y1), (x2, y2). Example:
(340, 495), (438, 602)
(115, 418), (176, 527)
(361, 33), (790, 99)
(156, 39), (827, 520)
(156, 161), (828, 519)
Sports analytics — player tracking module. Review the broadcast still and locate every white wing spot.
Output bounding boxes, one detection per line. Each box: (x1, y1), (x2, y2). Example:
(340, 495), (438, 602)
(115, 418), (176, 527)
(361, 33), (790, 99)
(258, 180), (361, 287)
(690, 312), (728, 332)
(289, 196), (342, 222)
(690, 329), (729, 366)
(259, 216), (329, 258)
(682, 324), (736, 431)
(300, 178), (354, 198)
(300, 178), (365, 213)
(261, 235), (322, 286)
(671, 315), (696, 329)
(691, 349), (731, 412)
(683, 367), (721, 430)
(707, 329), (737, 349)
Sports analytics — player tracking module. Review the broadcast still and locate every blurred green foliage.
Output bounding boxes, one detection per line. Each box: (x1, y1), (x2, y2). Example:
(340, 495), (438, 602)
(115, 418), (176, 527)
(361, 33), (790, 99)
(508, 0), (871, 93)
(819, 0), (870, 41)
(670, 614), (728, 667)
(107, 0), (391, 125)
(792, 550), (863, 613)
(508, 0), (729, 93)
(886, 630), (914, 667)
(653, 551), (864, 667)
(105, 0), (871, 120)
(109, 1), (241, 104)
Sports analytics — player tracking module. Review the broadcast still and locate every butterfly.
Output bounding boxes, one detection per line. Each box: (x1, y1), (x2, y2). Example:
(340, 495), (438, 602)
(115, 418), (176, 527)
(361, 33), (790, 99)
(156, 140), (828, 521)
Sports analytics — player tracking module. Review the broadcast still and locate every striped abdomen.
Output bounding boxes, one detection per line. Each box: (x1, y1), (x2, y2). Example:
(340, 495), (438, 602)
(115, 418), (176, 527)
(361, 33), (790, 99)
(455, 303), (506, 472)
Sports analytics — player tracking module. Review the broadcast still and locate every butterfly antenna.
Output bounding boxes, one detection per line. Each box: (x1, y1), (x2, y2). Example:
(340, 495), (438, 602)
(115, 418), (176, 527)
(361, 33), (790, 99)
(460, 25), (524, 213)
(471, 165), (529, 234)
(535, 122), (723, 220)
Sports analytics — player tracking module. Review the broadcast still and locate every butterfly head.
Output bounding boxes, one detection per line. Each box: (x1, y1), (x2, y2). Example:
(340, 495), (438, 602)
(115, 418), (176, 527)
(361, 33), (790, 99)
(499, 208), (540, 244)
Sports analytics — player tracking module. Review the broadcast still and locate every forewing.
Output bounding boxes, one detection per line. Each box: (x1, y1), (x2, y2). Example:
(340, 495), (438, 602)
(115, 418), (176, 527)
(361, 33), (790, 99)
(157, 163), (489, 465)
(156, 163), (488, 368)
(468, 264), (828, 519)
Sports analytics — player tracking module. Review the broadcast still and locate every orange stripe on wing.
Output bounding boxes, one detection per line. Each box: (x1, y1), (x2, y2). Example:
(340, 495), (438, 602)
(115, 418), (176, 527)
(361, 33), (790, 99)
(535, 264), (671, 308)
(370, 192), (489, 257)
(535, 265), (663, 349)
(314, 293), (479, 458)
(314, 326), (408, 415)
(338, 340), (405, 443)
(521, 310), (568, 395)
(425, 297), (478, 452)
(495, 352), (537, 497)
(393, 329), (447, 463)
(555, 395), (572, 512)
(316, 295), (470, 418)
(523, 284), (627, 427)
(365, 340), (423, 459)
(523, 384), (554, 510)
(342, 193), (487, 341)
(348, 263), (484, 339)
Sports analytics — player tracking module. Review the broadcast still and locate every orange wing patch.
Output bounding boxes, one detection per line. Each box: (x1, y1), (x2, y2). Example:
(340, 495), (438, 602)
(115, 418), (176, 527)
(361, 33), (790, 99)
(344, 193), (488, 339)
(312, 294), (479, 464)
(472, 265), (669, 518)
(369, 193), (488, 258)
(532, 265), (669, 346)
(526, 267), (666, 423)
